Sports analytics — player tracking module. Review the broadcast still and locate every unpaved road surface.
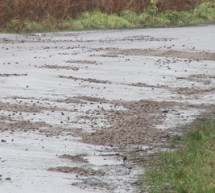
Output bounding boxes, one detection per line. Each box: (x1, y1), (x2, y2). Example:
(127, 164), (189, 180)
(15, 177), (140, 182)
(0, 25), (215, 193)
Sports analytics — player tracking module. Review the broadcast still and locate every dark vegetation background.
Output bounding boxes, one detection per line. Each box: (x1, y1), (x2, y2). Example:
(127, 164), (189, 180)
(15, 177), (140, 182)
(0, 0), (210, 27)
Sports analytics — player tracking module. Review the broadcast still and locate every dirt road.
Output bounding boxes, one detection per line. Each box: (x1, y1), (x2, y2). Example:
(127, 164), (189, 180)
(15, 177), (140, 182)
(0, 25), (215, 193)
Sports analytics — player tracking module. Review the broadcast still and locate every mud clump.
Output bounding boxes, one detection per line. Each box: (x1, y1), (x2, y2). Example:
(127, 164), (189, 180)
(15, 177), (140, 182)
(56, 98), (87, 104)
(59, 154), (88, 163)
(59, 75), (111, 84)
(38, 65), (79, 71)
(0, 119), (50, 132)
(0, 102), (41, 113)
(129, 82), (169, 90)
(0, 73), (27, 77)
(114, 49), (215, 61)
(75, 96), (111, 104)
(48, 167), (105, 176)
(82, 100), (175, 147)
(66, 60), (98, 65)
(174, 87), (215, 95)
(177, 74), (215, 85)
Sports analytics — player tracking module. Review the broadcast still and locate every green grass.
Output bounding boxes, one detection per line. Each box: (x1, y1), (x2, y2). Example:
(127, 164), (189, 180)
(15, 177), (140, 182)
(2, 0), (215, 33)
(139, 119), (215, 193)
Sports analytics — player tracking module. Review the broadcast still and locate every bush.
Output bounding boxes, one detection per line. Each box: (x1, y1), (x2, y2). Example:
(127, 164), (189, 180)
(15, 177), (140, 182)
(121, 10), (139, 23)
(1, 0), (215, 32)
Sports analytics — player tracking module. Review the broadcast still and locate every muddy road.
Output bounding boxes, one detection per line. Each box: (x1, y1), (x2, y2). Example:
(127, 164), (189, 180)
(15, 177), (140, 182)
(0, 25), (215, 193)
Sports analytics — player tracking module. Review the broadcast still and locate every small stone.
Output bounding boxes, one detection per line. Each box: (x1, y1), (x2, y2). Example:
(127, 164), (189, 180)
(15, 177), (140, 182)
(162, 110), (169, 114)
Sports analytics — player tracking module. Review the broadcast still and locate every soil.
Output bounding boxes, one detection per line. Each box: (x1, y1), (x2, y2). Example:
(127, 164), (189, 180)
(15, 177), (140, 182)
(59, 154), (89, 163)
(38, 65), (80, 71)
(82, 100), (174, 147)
(0, 73), (27, 77)
(114, 49), (215, 61)
(48, 167), (105, 176)
(66, 60), (98, 65)
(59, 75), (111, 84)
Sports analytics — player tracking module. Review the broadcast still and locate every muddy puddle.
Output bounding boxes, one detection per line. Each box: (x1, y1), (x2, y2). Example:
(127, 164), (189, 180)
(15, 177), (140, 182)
(0, 25), (215, 193)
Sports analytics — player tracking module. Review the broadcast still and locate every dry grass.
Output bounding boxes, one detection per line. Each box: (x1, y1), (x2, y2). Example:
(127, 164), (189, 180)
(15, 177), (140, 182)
(158, 0), (209, 12)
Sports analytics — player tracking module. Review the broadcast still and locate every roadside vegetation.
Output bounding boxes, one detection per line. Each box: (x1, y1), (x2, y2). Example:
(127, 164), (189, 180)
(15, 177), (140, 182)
(0, 0), (215, 33)
(139, 117), (215, 193)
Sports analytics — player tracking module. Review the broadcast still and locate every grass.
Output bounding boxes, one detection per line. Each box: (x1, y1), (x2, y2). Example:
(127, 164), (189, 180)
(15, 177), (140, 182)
(1, 0), (215, 33)
(139, 118), (215, 193)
